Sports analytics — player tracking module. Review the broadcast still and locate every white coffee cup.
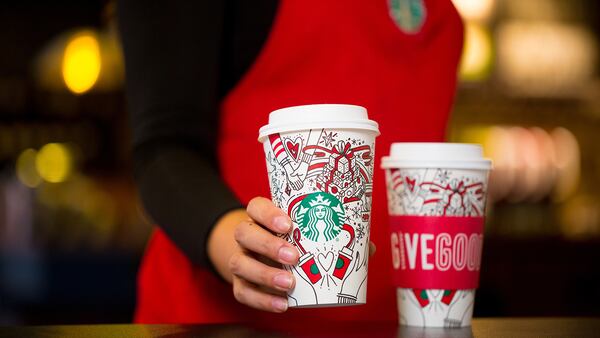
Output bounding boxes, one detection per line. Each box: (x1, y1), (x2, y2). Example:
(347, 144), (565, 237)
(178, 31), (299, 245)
(381, 143), (491, 327)
(259, 104), (379, 307)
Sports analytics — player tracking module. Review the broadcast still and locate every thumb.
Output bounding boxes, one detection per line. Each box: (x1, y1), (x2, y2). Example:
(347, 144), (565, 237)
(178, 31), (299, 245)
(368, 241), (376, 257)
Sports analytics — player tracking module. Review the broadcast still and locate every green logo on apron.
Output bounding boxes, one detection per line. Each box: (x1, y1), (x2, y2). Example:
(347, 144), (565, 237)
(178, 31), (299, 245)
(388, 0), (427, 34)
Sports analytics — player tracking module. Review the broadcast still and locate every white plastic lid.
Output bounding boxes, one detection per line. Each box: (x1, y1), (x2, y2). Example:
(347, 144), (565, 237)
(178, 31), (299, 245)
(258, 104), (380, 142)
(381, 143), (492, 170)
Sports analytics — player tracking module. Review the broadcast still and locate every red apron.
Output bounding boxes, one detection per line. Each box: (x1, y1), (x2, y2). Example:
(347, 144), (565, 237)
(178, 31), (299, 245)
(135, 0), (463, 324)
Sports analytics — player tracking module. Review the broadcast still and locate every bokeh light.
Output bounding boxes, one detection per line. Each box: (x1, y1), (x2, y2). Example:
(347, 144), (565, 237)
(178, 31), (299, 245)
(508, 127), (539, 203)
(459, 23), (493, 82)
(452, 0), (495, 22)
(35, 143), (73, 183)
(552, 128), (581, 202)
(62, 31), (101, 94)
(559, 195), (600, 239)
(456, 126), (580, 203)
(16, 148), (42, 188)
(497, 21), (596, 97)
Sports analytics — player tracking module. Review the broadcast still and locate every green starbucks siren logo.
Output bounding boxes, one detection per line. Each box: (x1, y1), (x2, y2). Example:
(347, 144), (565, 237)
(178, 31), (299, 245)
(295, 192), (346, 242)
(388, 0), (426, 34)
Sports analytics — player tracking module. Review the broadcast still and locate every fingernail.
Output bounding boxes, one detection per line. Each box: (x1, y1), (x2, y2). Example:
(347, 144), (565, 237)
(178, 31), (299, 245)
(273, 216), (292, 233)
(278, 246), (297, 264)
(273, 273), (293, 290)
(272, 298), (288, 312)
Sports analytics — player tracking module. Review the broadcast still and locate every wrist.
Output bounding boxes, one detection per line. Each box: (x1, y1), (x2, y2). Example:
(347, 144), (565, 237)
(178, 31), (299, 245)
(207, 208), (248, 282)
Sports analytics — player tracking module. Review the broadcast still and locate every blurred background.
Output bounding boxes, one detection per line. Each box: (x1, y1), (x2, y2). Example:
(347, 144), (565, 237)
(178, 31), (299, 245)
(0, 0), (598, 325)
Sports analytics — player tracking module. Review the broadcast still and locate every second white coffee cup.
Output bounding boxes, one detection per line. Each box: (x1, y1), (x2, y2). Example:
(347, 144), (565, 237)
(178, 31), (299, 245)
(382, 143), (491, 327)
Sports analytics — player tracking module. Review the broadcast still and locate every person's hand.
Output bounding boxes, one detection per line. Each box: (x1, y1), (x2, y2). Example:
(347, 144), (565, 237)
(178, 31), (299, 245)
(229, 197), (300, 312)
(230, 197), (300, 312)
(208, 197), (377, 313)
(208, 197), (299, 313)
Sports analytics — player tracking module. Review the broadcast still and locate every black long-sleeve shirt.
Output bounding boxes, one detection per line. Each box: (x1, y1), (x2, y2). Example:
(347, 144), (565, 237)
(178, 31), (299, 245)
(117, 0), (278, 267)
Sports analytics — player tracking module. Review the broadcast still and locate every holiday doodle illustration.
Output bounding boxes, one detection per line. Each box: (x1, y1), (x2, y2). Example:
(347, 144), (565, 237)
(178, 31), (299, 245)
(287, 263), (318, 307)
(315, 141), (372, 204)
(333, 223), (356, 280)
(386, 168), (487, 217)
(337, 243), (369, 304)
(264, 128), (375, 306)
(398, 288), (475, 327)
(268, 133), (304, 191)
(267, 129), (324, 194)
(291, 228), (322, 284)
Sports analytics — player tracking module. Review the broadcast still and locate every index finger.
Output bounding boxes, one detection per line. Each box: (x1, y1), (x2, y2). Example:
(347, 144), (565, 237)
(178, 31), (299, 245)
(246, 197), (292, 234)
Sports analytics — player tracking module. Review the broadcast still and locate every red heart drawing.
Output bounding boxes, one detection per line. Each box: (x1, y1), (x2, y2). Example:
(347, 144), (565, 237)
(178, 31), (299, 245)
(285, 138), (301, 160)
(405, 177), (416, 193)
